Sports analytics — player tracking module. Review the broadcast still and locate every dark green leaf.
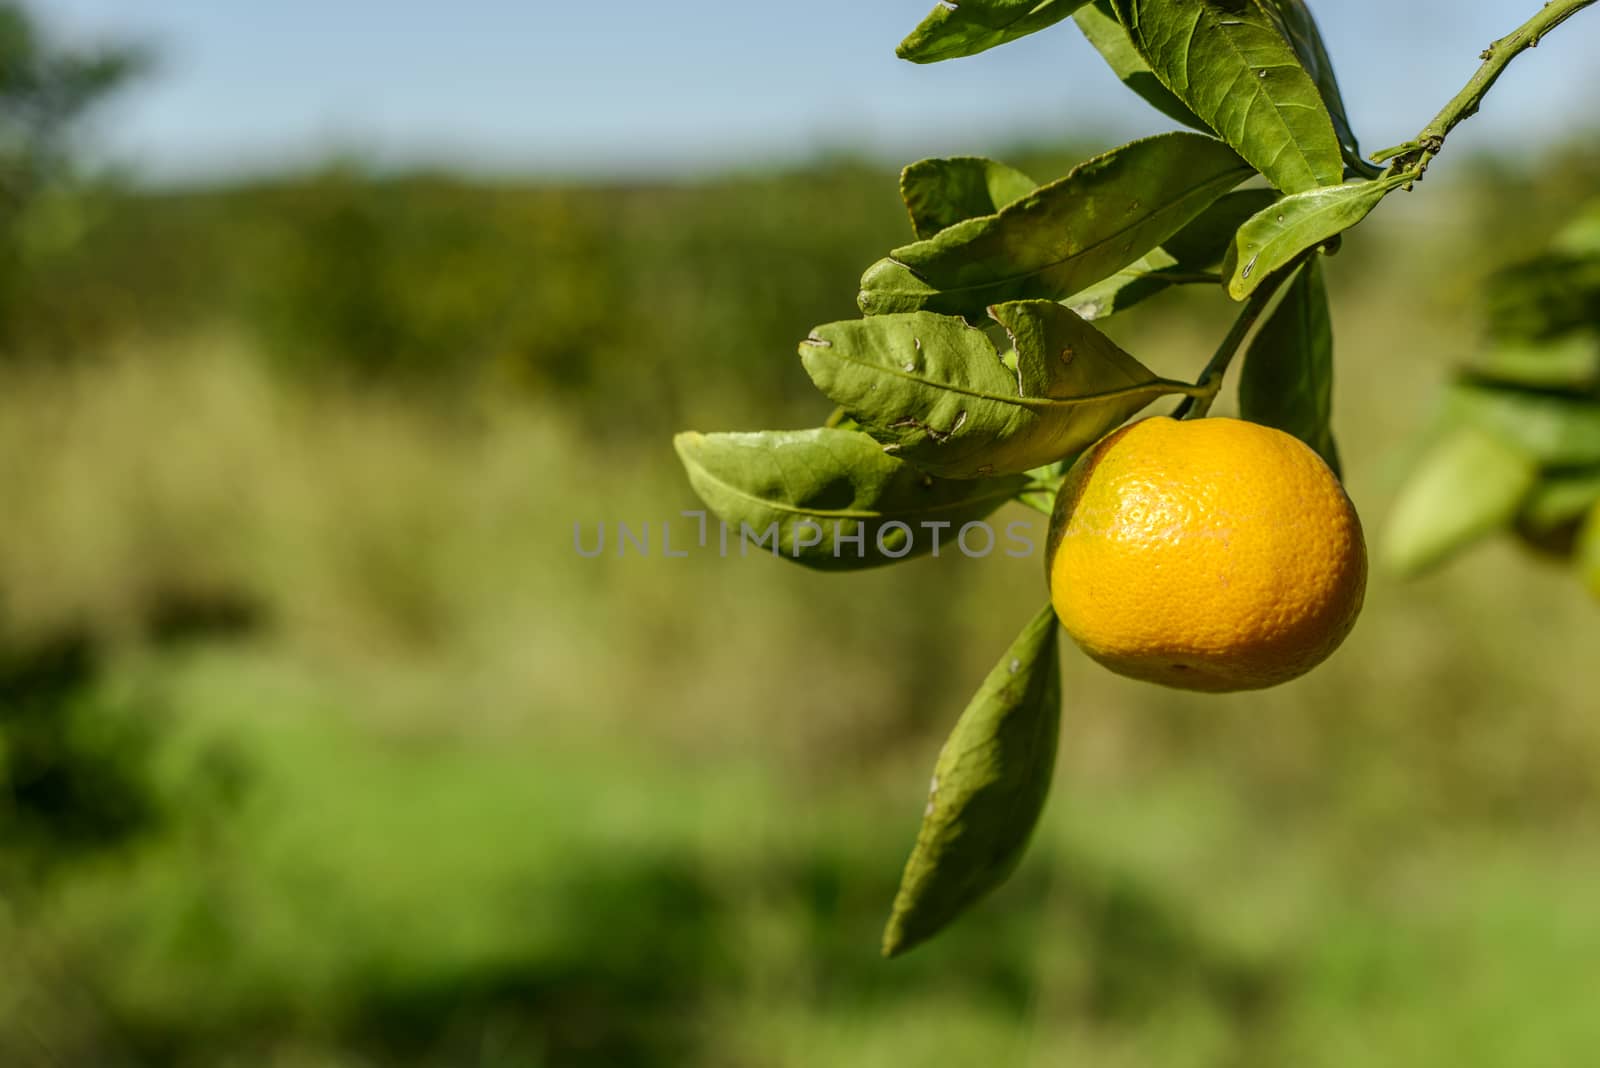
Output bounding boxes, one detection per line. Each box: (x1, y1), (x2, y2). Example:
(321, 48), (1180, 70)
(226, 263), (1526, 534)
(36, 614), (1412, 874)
(1064, 248), (1186, 321)
(1109, 0), (1343, 192)
(859, 132), (1251, 320)
(1224, 172), (1409, 299)
(900, 156), (1038, 240)
(674, 428), (1026, 569)
(1445, 382), (1600, 466)
(1519, 468), (1600, 535)
(1469, 333), (1600, 391)
(1485, 253), (1600, 343)
(802, 302), (1191, 477)
(1240, 260), (1340, 474)
(1383, 425), (1536, 577)
(1067, 188), (1278, 320)
(883, 604), (1061, 957)
(897, 0), (1089, 63)
(1073, 0), (1204, 129)
(1162, 188), (1280, 267)
(1256, 0), (1380, 179)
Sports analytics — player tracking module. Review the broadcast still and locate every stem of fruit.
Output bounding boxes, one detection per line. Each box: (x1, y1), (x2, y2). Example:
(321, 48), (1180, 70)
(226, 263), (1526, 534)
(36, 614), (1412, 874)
(1385, 0), (1597, 181)
(1172, 250), (1311, 421)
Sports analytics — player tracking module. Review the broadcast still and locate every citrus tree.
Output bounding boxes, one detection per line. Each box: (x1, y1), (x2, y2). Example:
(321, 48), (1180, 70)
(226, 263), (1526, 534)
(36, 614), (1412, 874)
(675, 0), (1597, 956)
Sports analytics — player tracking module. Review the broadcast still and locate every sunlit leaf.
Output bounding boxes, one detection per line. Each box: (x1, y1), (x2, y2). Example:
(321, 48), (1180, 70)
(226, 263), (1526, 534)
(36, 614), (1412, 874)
(883, 604), (1061, 958)
(859, 132), (1251, 320)
(674, 428), (1026, 569)
(1109, 0), (1343, 192)
(1223, 172), (1409, 299)
(897, 0), (1090, 63)
(900, 156), (1038, 240)
(1072, 0), (1204, 129)
(1240, 259), (1340, 474)
(1383, 425), (1536, 577)
(802, 302), (1190, 478)
(1255, 0), (1380, 178)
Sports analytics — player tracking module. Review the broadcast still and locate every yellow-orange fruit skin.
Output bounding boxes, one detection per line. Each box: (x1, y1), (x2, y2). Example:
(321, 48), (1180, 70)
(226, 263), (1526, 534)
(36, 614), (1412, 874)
(1047, 417), (1367, 693)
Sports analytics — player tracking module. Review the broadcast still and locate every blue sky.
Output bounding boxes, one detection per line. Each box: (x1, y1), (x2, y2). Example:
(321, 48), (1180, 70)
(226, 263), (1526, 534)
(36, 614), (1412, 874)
(40, 1), (1600, 182)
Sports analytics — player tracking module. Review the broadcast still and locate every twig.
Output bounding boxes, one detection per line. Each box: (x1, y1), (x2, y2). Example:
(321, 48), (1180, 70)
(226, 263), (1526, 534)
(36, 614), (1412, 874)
(1385, 0), (1598, 181)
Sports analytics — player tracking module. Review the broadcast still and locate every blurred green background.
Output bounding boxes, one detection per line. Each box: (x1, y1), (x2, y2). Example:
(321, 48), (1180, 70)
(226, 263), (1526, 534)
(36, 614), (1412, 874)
(4, 3), (1600, 1066)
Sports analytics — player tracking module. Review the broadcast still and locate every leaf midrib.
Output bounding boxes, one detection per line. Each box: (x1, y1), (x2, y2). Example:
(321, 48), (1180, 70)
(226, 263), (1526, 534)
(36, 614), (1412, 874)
(686, 459), (1023, 521)
(1140, 0), (1337, 190)
(893, 158), (1247, 300)
(810, 344), (1177, 412)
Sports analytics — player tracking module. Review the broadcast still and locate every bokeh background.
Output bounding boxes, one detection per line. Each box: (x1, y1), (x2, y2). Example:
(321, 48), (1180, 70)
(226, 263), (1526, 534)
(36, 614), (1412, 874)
(3, 2), (1600, 1065)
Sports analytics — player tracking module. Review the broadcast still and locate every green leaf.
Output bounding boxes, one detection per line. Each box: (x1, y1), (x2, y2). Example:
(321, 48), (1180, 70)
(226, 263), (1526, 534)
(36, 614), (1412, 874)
(1519, 468), (1600, 535)
(674, 428), (1026, 569)
(1552, 199), (1600, 257)
(1469, 333), (1600, 391)
(1445, 382), (1600, 466)
(1064, 247), (1185, 321)
(883, 604), (1061, 958)
(1240, 259), (1340, 474)
(1073, 0), (1205, 129)
(1485, 253), (1600, 342)
(1066, 188), (1278, 320)
(1383, 425), (1536, 577)
(1223, 172), (1409, 299)
(1109, 0), (1343, 193)
(802, 302), (1191, 478)
(897, 0), (1090, 63)
(1256, 0), (1380, 179)
(1161, 188), (1281, 267)
(859, 132), (1251, 320)
(900, 156), (1038, 240)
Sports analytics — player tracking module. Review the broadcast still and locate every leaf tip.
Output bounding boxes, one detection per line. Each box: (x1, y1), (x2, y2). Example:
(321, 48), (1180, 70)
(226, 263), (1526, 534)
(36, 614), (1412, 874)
(880, 905), (924, 959)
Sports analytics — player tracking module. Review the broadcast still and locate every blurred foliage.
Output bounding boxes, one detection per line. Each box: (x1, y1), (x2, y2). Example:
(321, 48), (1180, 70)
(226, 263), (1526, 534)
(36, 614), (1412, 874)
(2, 2), (1600, 1059)
(1386, 196), (1600, 582)
(0, 0), (144, 352)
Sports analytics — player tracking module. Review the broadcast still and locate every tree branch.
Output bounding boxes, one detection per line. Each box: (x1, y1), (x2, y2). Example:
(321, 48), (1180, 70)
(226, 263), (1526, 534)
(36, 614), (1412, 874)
(1380, 0), (1597, 180)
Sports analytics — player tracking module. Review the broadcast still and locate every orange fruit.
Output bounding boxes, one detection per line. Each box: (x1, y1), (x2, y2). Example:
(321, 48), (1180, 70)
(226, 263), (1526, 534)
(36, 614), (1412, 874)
(1046, 417), (1367, 692)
